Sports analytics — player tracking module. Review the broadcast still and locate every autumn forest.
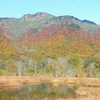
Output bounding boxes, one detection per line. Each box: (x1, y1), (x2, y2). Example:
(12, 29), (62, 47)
(0, 12), (100, 77)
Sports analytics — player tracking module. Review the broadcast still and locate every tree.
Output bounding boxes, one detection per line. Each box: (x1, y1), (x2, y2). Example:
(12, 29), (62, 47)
(84, 56), (100, 77)
(75, 64), (86, 77)
(6, 58), (17, 75)
(16, 60), (24, 76)
(47, 61), (65, 77)
(67, 57), (82, 77)
(68, 57), (80, 67)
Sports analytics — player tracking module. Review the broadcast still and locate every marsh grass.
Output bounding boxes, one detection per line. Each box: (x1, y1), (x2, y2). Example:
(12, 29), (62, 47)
(0, 76), (100, 100)
(82, 84), (100, 87)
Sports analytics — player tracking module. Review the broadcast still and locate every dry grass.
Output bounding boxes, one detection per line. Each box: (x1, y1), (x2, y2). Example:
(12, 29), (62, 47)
(0, 76), (100, 100)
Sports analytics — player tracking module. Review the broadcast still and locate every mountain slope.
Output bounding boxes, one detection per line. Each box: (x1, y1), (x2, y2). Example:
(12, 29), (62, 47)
(0, 12), (100, 76)
(0, 20), (13, 40)
(0, 12), (100, 57)
(0, 12), (100, 39)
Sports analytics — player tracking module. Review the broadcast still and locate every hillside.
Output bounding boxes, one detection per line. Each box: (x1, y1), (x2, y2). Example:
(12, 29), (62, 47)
(0, 12), (100, 39)
(0, 12), (100, 77)
(0, 21), (13, 39)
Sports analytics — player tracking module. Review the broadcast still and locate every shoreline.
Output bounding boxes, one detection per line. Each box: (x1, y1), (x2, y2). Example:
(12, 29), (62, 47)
(0, 76), (100, 89)
(0, 76), (100, 100)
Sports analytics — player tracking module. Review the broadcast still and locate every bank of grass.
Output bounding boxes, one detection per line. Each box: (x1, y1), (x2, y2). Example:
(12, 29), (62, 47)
(0, 76), (100, 87)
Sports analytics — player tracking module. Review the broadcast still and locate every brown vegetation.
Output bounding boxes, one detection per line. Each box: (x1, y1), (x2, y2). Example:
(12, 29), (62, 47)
(0, 76), (100, 100)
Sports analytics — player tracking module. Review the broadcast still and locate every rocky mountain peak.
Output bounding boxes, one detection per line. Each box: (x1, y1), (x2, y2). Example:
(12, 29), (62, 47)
(22, 12), (54, 18)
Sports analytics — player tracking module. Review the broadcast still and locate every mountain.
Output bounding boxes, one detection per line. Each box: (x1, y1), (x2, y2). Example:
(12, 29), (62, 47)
(0, 12), (100, 39)
(0, 12), (100, 76)
(0, 21), (13, 40)
(0, 12), (100, 57)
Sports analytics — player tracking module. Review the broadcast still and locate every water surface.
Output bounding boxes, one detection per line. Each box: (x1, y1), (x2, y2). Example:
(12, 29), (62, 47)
(0, 82), (77, 100)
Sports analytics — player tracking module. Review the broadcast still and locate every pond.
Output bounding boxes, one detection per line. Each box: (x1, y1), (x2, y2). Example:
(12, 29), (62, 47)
(0, 82), (78, 100)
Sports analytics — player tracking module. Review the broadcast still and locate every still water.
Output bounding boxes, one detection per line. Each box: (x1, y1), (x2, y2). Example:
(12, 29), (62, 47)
(0, 82), (77, 100)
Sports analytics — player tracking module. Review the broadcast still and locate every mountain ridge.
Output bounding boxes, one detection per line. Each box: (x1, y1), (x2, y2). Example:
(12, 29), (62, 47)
(0, 12), (100, 77)
(0, 12), (100, 39)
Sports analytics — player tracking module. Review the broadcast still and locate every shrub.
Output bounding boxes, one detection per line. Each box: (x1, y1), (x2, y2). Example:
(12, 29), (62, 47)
(26, 68), (33, 74)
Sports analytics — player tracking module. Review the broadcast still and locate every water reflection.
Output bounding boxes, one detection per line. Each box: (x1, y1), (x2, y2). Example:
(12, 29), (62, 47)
(0, 82), (77, 100)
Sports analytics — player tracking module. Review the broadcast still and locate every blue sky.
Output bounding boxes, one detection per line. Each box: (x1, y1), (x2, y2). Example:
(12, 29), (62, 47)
(0, 0), (100, 24)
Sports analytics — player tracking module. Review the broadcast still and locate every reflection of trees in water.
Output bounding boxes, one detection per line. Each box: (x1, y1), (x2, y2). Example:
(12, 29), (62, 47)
(0, 82), (77, 100)
(40, 82), (47, 93)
